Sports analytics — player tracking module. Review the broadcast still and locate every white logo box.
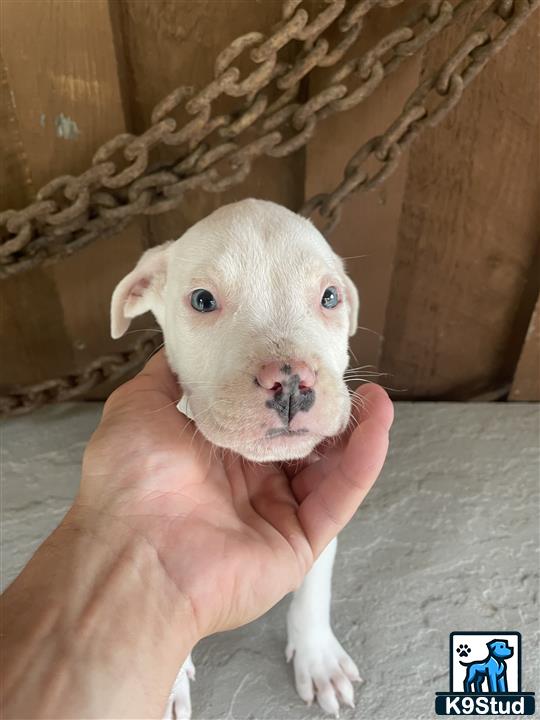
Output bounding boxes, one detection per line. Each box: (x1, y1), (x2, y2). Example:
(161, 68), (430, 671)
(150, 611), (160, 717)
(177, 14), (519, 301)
(450, 632), (520, 693)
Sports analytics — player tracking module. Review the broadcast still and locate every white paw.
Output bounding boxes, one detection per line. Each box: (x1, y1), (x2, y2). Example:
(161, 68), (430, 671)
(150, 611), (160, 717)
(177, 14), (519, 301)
(286, 631), (361, 716)
(164, 656), (195, 720)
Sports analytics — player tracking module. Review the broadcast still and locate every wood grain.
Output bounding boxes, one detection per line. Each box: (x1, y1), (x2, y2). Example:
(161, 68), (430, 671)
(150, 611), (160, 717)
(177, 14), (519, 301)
(1, 1), (539, 400)
(380, 2), (540, 399)
(1, 0), (148, 386)
(509, 294), (540, 401)
(304, 3), (423, 374)
(114, 0), (305, 247)
(0, 54), (32, 211)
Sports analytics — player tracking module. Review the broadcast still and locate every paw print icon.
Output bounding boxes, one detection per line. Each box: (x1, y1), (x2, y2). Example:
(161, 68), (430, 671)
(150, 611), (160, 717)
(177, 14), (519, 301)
(456, 643), (471, 658)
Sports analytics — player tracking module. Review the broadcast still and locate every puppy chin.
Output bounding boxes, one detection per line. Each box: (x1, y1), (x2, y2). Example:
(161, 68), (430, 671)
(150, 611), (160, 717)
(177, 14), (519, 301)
(239, 435), (320, 463)
(198, 426), (319, 462)
(193, 387), (352, 463)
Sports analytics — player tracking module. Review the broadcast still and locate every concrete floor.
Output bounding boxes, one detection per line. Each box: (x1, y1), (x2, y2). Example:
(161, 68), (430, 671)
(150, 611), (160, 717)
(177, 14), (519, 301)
(2, 402), (539, 719)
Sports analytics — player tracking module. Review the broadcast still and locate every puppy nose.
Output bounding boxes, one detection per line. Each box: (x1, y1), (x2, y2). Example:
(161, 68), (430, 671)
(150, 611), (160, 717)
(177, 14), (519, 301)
(255, 361), (316, 391)
(256, 360), (317, 424)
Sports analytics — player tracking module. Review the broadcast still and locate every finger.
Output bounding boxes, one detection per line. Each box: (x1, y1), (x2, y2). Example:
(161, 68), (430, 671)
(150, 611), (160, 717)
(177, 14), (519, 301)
(242, 463), (313, 577)
(292, 384), (393, 503)
(280, 450), (321, 482)
(135, 348), (180, 401)
(291, 445), (340, 504)
(351, 382), (394, 428)
(103, 349), (182, 419)
(297, 386), (392, 556)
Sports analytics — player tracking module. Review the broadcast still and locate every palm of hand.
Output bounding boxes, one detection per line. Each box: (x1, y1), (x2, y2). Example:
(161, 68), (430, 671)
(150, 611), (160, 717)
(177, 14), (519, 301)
(80, 352), (392, 638)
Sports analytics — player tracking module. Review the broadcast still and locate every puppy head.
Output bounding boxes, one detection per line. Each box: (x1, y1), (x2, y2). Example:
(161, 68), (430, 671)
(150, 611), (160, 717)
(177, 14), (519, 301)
(488, 640), (513, 659)
(111, 199), (359, 462)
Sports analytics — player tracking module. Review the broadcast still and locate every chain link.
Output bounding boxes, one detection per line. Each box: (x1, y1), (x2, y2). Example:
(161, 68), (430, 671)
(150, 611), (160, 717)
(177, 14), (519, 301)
(299, 0), (538, 233)
(0, 0), (479, 278)
(1, 0), (538, 415)
(0, 334), (162, 416)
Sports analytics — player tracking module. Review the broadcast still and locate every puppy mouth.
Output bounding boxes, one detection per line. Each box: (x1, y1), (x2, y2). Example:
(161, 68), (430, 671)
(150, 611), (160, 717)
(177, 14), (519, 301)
(187, 377), (350, 461)
(265, 427), (310, 438)
(244, 429), (320, 462)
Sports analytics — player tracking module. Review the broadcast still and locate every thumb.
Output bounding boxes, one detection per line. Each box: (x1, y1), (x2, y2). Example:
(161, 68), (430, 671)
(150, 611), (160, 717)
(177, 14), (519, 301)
(136, 348), (179, 401)
(103, 349), (180, 419)
(297, 384), (393, 557)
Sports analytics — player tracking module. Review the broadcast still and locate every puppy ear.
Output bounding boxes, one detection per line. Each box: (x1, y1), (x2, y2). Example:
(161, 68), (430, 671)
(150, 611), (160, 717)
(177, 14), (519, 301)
(110, 242), (172, 339)
(343, 274), (360, 337)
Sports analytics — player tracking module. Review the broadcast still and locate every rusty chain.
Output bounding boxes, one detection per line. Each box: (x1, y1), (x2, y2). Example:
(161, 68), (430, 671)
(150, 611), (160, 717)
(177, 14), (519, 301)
(1, 0), (538, 416)
(300, 0), (540, 231)
(1, 0), (472, 277)
(1, 333), (163, 417)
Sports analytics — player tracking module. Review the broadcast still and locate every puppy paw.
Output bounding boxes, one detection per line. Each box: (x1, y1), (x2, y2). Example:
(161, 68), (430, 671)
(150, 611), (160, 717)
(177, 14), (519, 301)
(163, 656), (195, 720)
(286, 631), (361, 716)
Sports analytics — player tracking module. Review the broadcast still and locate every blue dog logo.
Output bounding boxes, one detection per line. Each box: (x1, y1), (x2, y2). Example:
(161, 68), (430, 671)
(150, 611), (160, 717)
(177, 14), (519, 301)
(435, 631), (536, 715)
(459, 639), (513, 693)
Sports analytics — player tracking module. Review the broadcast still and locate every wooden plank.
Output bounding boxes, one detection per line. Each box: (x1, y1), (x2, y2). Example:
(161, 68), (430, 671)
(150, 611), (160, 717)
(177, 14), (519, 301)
(1, 0), (148, 388)
(114, 0), (305, 246)
(380, 2), (540, 399)
(1, 270), (74, 388)
(0, 55), (32, 211)
(2, 0), (122, 186)
(509, 295), (540, 401)
(304, 4), (424, 374)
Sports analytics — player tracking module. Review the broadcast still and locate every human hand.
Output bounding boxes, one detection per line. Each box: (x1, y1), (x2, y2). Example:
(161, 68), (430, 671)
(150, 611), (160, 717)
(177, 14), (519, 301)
(76, 350), (393, 641)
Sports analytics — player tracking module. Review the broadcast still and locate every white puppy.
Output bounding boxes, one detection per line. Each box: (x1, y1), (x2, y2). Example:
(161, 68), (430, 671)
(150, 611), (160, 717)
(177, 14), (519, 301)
(111, 199), (361, 717)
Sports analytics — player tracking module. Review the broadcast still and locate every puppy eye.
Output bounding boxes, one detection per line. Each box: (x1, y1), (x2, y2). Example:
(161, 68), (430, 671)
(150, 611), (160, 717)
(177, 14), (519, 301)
(321, 286), (339, 309)
(190, 289), (217, 313)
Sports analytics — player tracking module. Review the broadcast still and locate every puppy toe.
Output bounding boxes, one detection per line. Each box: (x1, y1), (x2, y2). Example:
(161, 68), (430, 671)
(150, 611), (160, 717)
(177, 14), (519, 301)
(338, 651), (361, 683)
(163, 697), (174, 720)
(167, 663), (192, 720)
(332, 672), (355, 708)
(287, 630), (361, 715)
(173, 694), (192, 720)
(294, 665), (315, 705)
(184, 656), (196, 681)
(314, 677), (340, 717)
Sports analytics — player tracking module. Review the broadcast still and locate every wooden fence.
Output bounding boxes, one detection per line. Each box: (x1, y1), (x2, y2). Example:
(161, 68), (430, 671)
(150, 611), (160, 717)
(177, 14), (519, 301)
(1, 0), (538, 402)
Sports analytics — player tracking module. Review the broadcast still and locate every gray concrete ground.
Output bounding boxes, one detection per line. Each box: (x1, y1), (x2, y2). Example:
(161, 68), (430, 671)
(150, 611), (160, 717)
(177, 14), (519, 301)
(2, 403), (539, 719)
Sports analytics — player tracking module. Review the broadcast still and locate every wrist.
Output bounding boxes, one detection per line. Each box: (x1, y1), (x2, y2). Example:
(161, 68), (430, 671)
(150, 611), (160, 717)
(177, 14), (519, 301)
(60, 502), (200, 646)
(2, 502), (198, 719)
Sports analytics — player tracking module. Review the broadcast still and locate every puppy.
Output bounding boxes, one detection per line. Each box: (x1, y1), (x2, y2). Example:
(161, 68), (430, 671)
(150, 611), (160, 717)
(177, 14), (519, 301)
(111, 199), (361, 717)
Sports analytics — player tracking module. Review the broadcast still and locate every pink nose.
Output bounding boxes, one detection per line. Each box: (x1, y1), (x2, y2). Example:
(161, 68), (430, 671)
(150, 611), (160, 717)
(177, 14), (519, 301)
(256, 361), (316, 391)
